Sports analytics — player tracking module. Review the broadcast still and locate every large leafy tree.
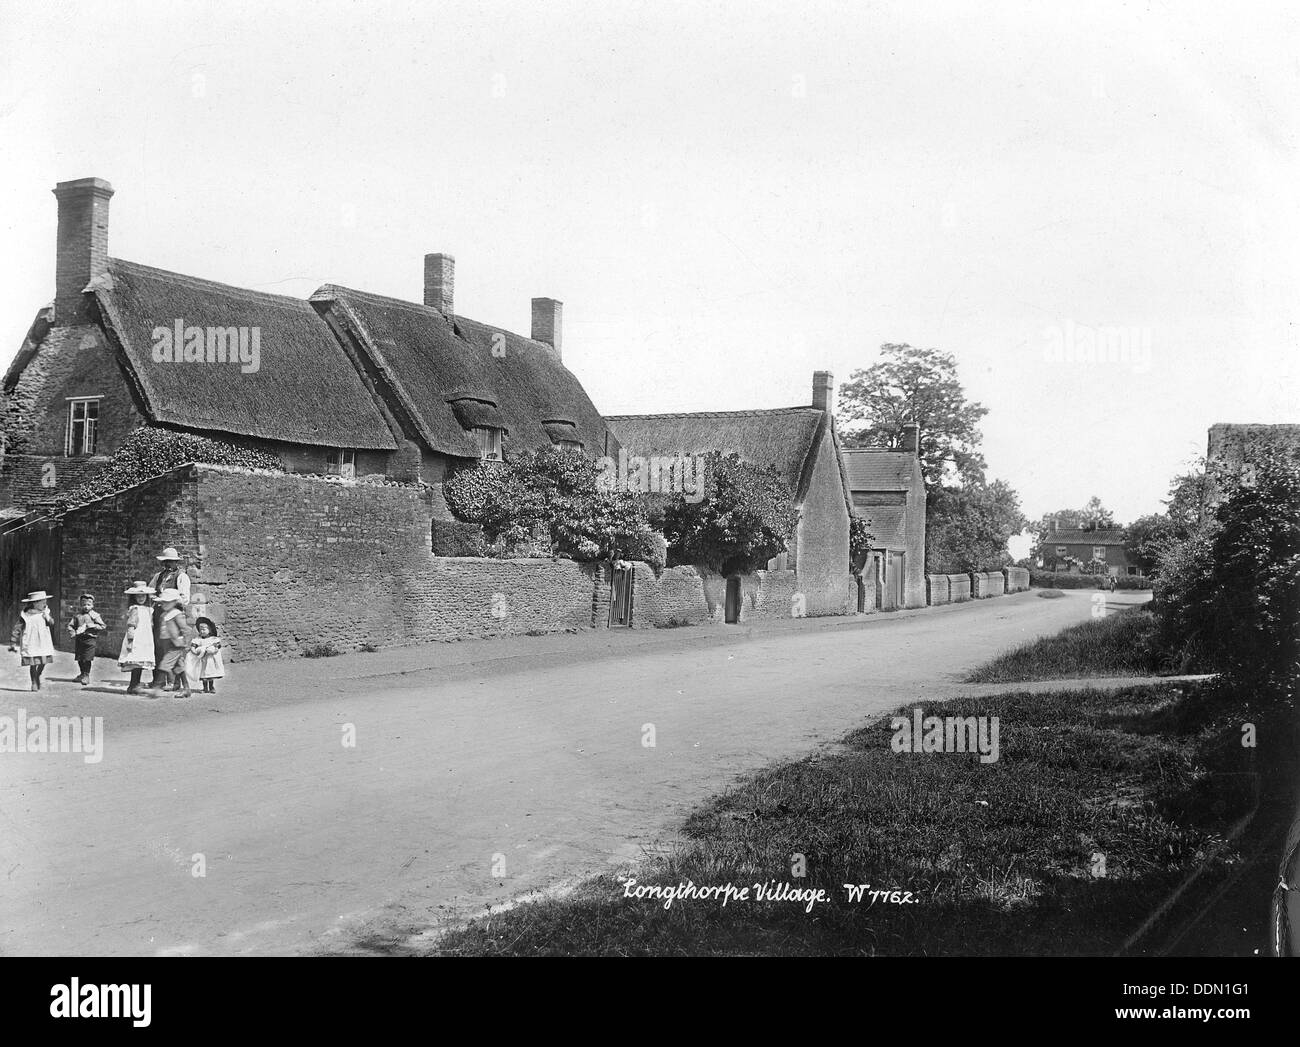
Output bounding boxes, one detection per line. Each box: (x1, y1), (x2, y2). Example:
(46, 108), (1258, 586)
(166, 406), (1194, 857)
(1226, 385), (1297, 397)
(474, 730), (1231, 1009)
(661, 452), (799, 574)
(838, 344), (989, 486)
(925, 480), (1027, 573)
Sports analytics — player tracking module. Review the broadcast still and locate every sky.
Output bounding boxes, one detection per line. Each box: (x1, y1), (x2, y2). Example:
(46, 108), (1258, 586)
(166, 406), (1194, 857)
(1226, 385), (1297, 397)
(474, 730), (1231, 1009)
(1, 0), (1296, 557)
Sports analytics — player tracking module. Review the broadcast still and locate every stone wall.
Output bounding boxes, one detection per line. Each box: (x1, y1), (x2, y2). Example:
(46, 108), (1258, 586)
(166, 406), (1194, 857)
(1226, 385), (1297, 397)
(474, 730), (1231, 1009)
(629, 563), (712, 628)
(970, 571), (1006, 598)
(947, 573), (971, 602)
(926, 574), (950, 605)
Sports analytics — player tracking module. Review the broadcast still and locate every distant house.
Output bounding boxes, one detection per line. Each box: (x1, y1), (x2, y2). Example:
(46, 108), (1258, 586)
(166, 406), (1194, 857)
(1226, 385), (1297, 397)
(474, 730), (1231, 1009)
(842, 430), (927, 609)
(1040, 522), (1137, 576)
(606, 371), (855, 618)
(1, 177), (615, 516)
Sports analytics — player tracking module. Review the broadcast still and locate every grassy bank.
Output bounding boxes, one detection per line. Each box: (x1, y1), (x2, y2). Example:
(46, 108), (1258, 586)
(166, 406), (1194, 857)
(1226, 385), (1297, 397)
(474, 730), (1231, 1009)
(965, 605), (1164, 683)
(432, 681), (1270, 956)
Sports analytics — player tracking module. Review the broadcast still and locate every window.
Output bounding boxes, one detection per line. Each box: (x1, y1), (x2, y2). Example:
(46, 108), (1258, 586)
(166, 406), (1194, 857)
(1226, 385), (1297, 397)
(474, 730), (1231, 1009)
(326, 449), (356, 478)
(473, 427), (503, 462)
(554, 439), (583, 452)
(1092, 546), (1105, 561)
(1054, 546), (1067, 558)
(65, 397), (100, 456)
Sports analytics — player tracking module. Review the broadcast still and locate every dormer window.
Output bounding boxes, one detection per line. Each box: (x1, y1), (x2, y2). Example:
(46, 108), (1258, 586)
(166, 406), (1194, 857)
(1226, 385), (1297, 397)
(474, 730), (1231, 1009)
(473, 426), (503, 462)
(542, 419), (582, 452)
(65, 396), (101, 456)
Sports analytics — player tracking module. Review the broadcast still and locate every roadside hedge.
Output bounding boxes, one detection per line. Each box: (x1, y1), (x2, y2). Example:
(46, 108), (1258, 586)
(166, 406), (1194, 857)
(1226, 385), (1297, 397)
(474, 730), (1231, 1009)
(1030, 570), (1151, 590)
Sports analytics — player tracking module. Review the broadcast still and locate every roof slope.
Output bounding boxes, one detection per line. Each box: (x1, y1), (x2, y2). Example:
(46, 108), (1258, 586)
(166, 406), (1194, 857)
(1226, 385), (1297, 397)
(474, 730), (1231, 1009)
(1050, 528), (1127, 545)
(312, 285), (613, 460)
(605, 407), (827, 500)
(91, 259), (396, 449)
(841, 447), (922, 491)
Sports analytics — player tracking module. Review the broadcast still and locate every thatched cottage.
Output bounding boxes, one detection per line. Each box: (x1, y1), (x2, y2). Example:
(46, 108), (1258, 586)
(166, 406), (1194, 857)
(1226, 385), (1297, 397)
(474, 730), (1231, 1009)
(606, 372), (856, 619)
(1, 177), (613, 516)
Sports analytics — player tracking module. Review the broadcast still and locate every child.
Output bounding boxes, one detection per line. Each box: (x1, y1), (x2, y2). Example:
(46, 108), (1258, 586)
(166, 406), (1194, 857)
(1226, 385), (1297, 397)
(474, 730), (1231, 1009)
(9, 590), (55, 691)
(67, 592), (106, 686)
(186, 617), (225, 693)
(154, 588), (192, 698)
(118, 581), (156, 695)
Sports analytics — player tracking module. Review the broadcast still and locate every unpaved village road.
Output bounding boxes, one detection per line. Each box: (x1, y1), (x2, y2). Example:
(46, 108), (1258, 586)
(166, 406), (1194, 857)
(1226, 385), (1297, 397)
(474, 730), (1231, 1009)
(0, 589), (1148, 956)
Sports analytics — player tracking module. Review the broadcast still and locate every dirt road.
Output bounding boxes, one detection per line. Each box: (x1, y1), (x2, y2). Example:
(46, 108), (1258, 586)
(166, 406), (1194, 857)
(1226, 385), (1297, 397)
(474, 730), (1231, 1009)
(0, 589), (1147, 956)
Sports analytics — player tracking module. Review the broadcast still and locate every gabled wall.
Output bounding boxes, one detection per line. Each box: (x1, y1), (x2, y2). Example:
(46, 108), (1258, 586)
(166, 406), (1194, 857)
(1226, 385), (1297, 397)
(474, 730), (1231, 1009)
(794, 425), (853, 616)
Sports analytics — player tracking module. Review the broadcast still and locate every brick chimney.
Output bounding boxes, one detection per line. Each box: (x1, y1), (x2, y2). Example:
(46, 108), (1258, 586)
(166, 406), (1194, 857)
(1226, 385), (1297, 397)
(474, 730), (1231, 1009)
(531, 298), (562, 359)
(53, 177), (114, 325)
(812, 370), (834, 413)
(901, 422), (920, 454)
(424, 253), (455, 315)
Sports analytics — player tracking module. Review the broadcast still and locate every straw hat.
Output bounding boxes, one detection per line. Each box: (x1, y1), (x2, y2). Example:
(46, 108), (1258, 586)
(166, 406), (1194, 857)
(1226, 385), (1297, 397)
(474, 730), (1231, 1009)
(21, 590), (50, 603)
(155, 587), (183, 604)
(156, 547), (182, 562)
(124, 581), (153, 595)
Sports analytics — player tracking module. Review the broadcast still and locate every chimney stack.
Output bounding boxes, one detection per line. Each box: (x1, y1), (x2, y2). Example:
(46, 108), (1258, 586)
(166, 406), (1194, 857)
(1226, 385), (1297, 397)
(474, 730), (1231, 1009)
(424, 253), (455, 315)
(531, 297), (562, 359)
(901, 422), (920, 454)
(53, 177), (114, 325)
(812, 370), (834, 413)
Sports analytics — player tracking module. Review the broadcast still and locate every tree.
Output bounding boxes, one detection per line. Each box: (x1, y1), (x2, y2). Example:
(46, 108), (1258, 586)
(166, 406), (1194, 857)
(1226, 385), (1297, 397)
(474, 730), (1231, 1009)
(1165, 463), (1207, 534)
(1123, 513), (1177, 576)
(661, 452), (799, 574)
(925, 480), (1027, 574)
(444, 446), (658, 564)
(1153, 447), (1300, 697)
(1079, 495), (1115, 530)
(837, 344), (988, 486)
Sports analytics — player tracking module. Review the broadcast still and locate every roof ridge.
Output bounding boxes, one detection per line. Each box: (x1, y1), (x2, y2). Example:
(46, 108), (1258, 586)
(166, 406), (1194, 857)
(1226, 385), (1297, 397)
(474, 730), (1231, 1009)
(108, 258), (319, 310)
(605, 407), (821, 420)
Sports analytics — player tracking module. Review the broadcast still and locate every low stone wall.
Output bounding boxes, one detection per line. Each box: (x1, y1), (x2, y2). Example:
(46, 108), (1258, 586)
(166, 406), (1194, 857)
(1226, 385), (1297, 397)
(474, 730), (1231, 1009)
(926, 574), (950, 606)
(947, 573), (971, 602)
(970, 571), (1006, 598)
(1003, 566), (1031, 592)
(629, 563), (711, 628)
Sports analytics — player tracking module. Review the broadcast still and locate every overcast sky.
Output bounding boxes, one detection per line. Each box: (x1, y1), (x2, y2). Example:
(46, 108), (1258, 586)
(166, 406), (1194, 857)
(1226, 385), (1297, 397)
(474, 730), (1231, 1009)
(2, 0), (1296, 551)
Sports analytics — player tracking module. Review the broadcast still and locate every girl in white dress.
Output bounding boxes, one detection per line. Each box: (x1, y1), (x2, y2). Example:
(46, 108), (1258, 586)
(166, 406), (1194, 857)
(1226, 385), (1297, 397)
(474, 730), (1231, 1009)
(118, 581), (156, 695)
(186, 617), (225, 693)
(9, 590), (55, 691)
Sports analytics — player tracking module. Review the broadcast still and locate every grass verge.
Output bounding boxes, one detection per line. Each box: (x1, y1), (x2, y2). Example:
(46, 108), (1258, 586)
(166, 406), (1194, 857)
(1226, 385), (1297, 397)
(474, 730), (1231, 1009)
(965, 606), (1163, 683)
(431, 680), (1282, 956)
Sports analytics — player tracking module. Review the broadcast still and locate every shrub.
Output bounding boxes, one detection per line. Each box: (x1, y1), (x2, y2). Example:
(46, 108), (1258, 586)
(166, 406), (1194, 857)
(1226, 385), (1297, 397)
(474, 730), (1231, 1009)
(431, 518), (489, 557)
(1153, 448), (1300, 697)
(661, 452), (798, 574)
(444, 446), (658, 564)
(849, 514), (875, 572)
(50, 426), (284, 511)
(302, 643), (341, 658)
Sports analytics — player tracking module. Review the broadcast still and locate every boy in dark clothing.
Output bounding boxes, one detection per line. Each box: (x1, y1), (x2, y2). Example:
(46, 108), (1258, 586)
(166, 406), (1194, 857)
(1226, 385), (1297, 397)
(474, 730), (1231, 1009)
(67, 593), (106, 686)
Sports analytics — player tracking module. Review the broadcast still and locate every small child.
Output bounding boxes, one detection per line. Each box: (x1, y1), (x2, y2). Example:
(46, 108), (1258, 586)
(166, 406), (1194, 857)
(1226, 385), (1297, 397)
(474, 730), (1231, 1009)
(67, 592), (106, 686)
(118, 581), (156, 695)
(9, 590), (55, 691)
(154, 588), (192, 698)
(186, 617), (225, 693)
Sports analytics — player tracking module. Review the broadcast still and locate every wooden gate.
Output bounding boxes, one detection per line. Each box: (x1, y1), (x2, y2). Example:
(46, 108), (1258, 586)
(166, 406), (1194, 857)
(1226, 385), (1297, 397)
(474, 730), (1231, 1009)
(0, 516), (63, 647)
(609, 563), (634, 627)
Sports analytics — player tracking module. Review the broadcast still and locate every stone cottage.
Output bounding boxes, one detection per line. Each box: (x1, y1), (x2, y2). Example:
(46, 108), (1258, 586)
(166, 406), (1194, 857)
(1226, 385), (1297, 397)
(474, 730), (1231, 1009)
(606, 371), (856, 620)
(842, 431), (927, 609)
(1039, 520), (1137, 576)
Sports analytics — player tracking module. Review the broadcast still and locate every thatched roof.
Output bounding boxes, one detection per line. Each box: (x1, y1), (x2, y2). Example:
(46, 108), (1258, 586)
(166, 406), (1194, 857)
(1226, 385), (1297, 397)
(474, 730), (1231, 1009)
(91, 259), (396, 449)
(842, 448), (922, 491)
(311, 285), (615, 460)
(605, 407), (829, 501)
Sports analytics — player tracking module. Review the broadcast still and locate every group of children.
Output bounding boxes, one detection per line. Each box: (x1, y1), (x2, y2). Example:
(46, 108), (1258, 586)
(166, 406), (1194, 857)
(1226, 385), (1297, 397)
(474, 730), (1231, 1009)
(10, 583), (225, 697)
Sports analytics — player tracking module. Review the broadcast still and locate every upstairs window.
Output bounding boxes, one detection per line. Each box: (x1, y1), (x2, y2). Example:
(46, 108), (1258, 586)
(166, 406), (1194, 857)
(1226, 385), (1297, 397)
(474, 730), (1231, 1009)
(1092, 546), (1105, 561)
(326, 449), (356, 478)
(554, 439), (583, 452)
(1054, 545), (1067, 558)
(65, 397), (100, 456)
(473, 427), (504, 462)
